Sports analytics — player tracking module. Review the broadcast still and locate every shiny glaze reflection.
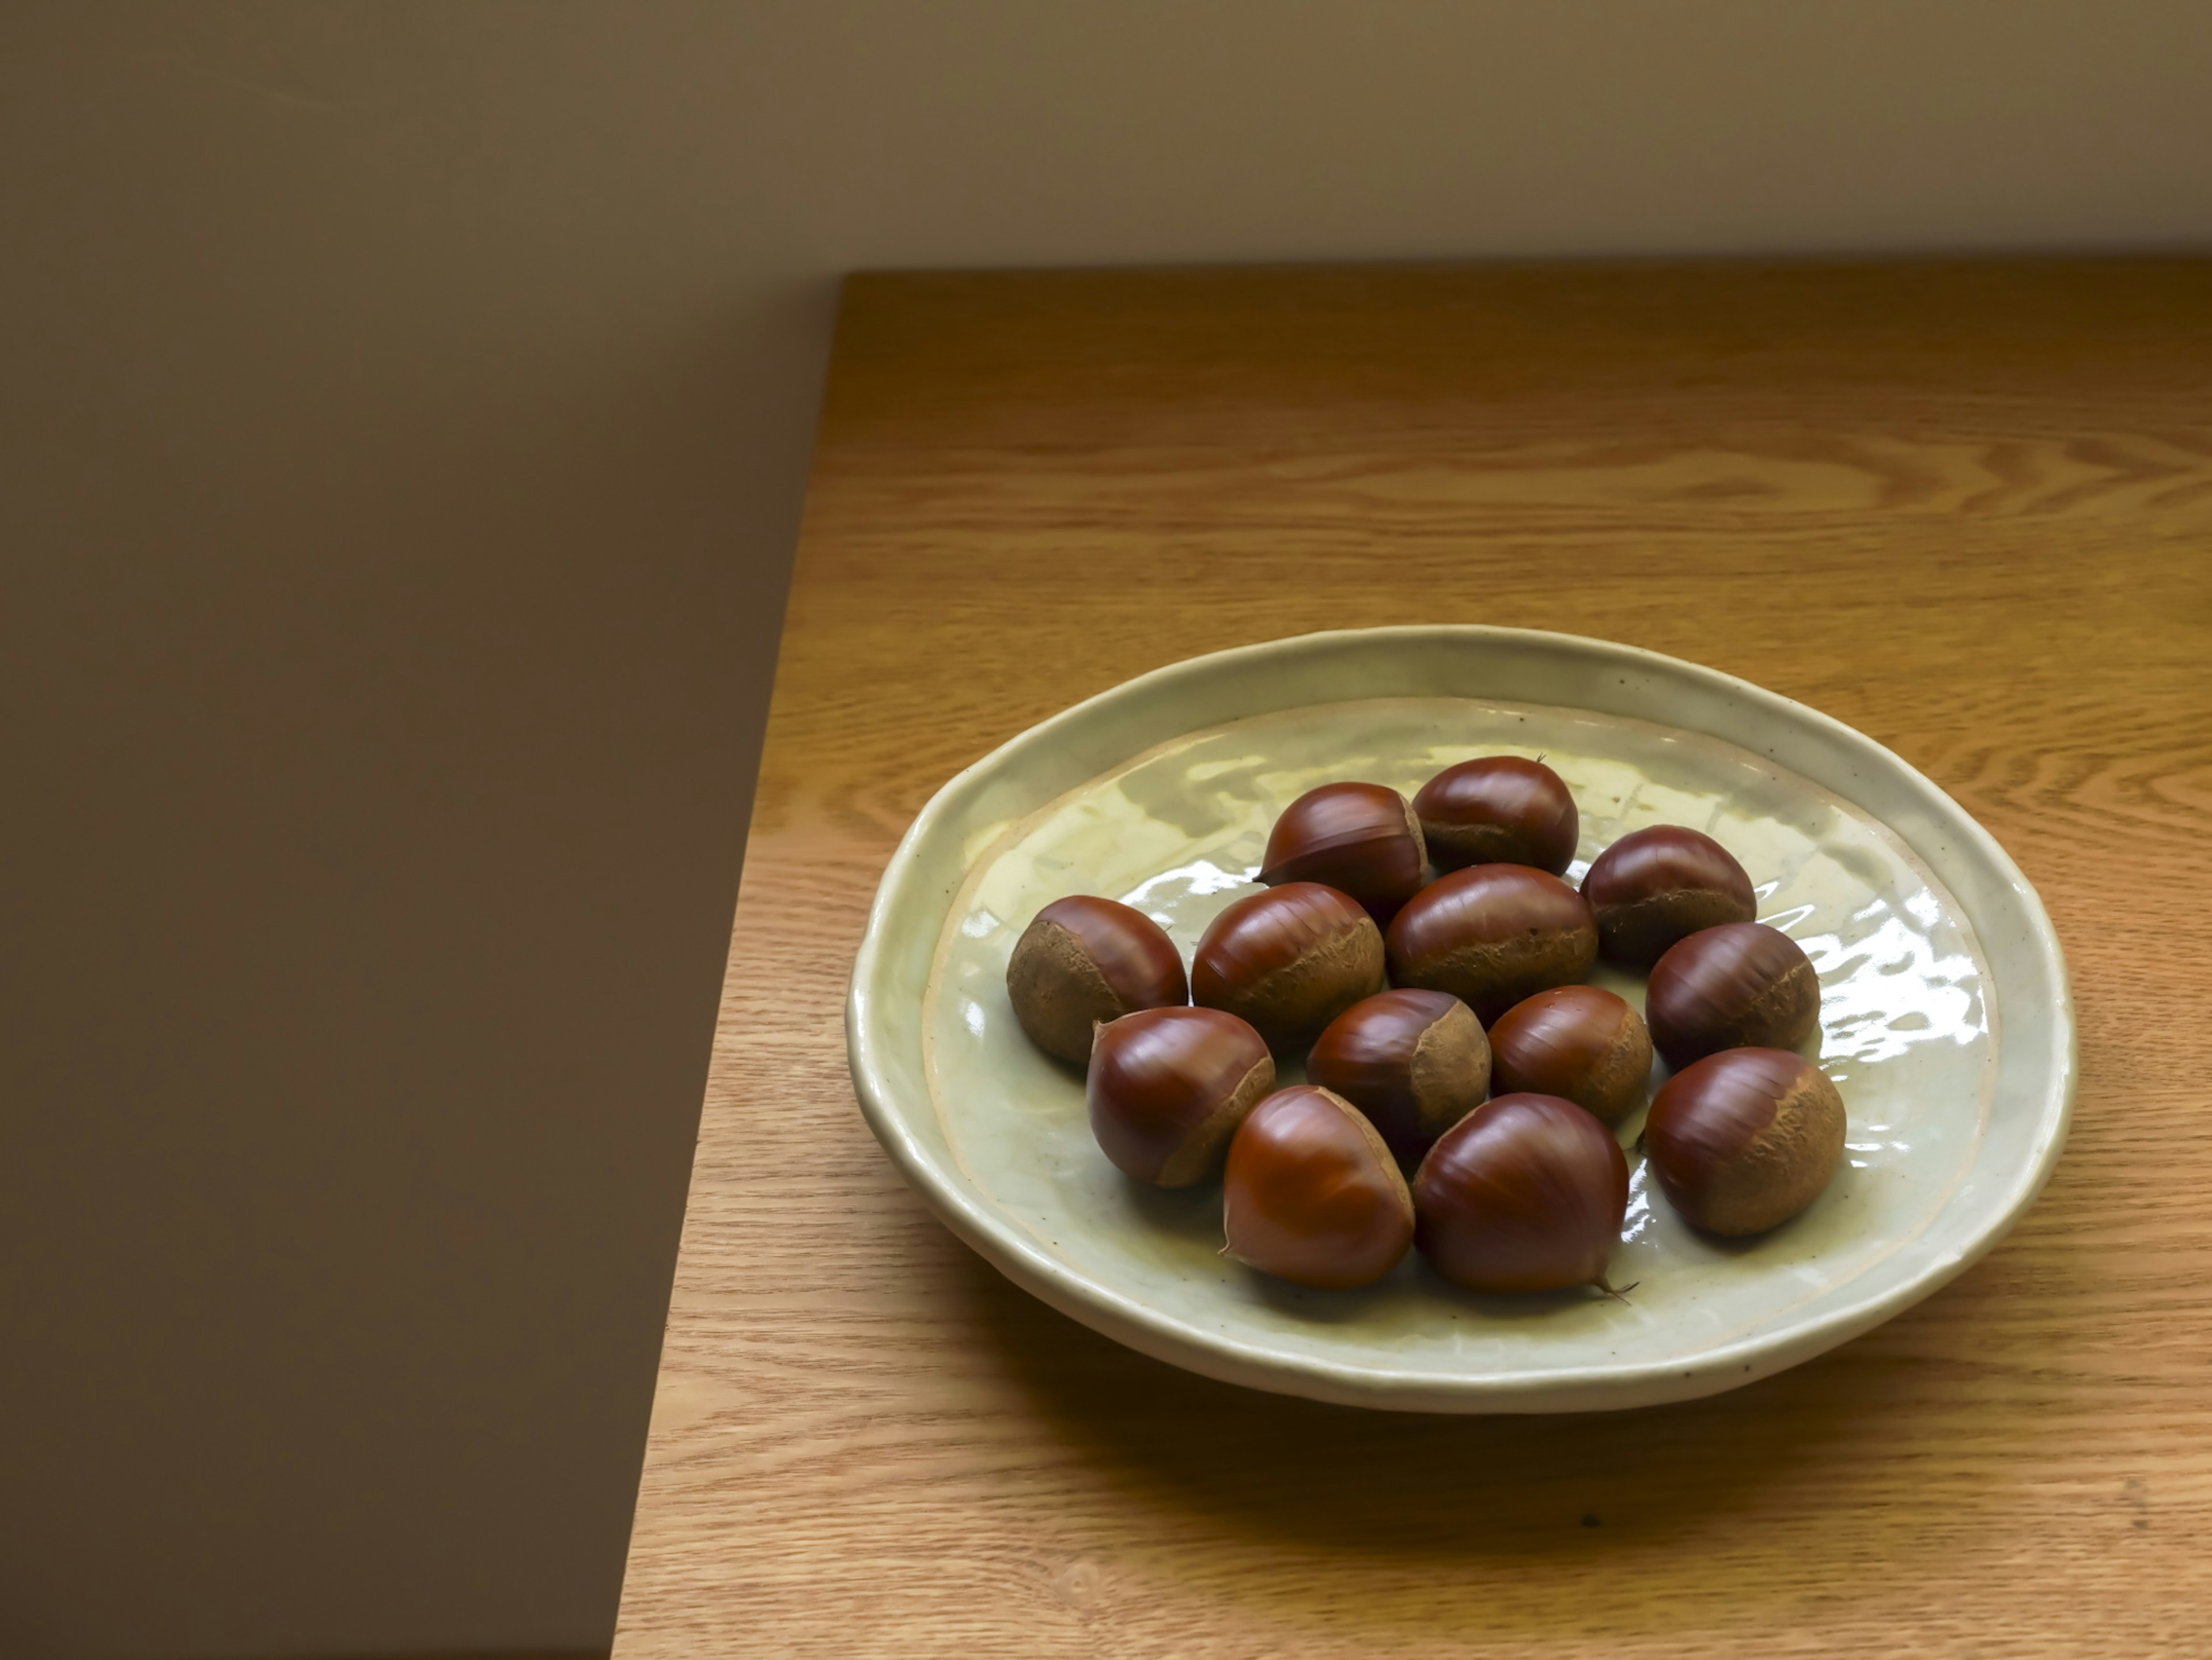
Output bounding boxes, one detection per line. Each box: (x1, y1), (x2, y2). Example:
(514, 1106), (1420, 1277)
(1795, 889), (1990, 1067)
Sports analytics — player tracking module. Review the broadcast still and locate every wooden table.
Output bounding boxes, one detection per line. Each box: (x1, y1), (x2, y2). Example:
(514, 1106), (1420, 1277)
(616, 262), (2212, 1658)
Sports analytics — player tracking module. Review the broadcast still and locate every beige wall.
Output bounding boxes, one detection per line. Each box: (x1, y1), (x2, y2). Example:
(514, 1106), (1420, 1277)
(3, 4), (2206, 1656)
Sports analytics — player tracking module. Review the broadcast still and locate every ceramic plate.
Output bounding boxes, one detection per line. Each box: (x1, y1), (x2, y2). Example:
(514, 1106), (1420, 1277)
(846, 628), (2073, 1412)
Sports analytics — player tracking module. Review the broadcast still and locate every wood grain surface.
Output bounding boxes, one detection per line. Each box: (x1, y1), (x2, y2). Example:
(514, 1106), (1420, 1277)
(615, 261), (2212, 1659)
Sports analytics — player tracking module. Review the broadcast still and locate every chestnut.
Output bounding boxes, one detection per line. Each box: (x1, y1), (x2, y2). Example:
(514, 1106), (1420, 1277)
(1412, 756), (1578, 876)
(1257, 782), (1427, 920)
(1223, 1087), (1414, 1289)
(1005, 895), (1189, 1064)
(1383, 864), (1597, 1026)
(1487, 986), (1653, 1128)
(1411, 1093), (1629, 1293)
(1305, 988), (1490, 1164)
(1580, 825), (1757, 968)
(1646, 922), (1821, 1069)
(1086, 1006), (1275, 1187)
(1192, 882), (1386, 1049)
(1645, 1048), (1845, 1235)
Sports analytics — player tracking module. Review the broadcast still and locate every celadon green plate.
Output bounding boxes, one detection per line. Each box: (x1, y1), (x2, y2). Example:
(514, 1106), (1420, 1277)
(846, 628), (2073, 1412)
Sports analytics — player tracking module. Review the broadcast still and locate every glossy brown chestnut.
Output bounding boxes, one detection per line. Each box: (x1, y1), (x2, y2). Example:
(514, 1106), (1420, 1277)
(1383, 864), (1597, 1026)
(1305, 988), (1490, 1163)
(1646, 1047), (1845, 1235)
(1222, 1086), (1414, 1289)
(1192, 882), (1387, 1049)
(1086, 1006), (1275, 1187)
(1006, 895), (1189, 1064)
(1412, 756), (1579, 876)
(1487, 985), (1653, 1127)
(1412, 1093), (1629, 1293)
(1257, 782), (1427, 919)
(1580, 825), (1757, 968)
(1646, 922), (1821, 1069)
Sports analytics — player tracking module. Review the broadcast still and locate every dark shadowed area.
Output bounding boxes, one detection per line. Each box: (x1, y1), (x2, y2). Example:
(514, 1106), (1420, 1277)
(0, 9), (824, 1654)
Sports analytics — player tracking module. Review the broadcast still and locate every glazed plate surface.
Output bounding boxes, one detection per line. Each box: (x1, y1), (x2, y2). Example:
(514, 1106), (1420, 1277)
(847, 628), (2073, 1412)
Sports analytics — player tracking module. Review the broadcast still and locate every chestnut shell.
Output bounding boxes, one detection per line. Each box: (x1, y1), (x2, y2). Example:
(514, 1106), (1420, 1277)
(1086, 1005), (1275, 1187)
(1005, 895), (1189, 1064)
(1383, 864), (1597, 1026)
(1412, 1093), (1629, 1293)
(1192, 882), (1386, 1048)
(1487, 985), (1653, 1127)
(1646, 922), (1821, 1069)
(1223, 1086), (1414, 1290)
(1306, 988), (1491, 1163)
(1645, 1047), (1846, 1235)
(1412, 756), (1579, 876)
(1581, 825), (1757, 968)
(1258, 782), (1427, 920)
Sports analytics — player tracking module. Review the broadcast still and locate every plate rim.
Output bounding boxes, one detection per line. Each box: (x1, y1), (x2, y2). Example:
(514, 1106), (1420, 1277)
(844, 626), (2077, 1412)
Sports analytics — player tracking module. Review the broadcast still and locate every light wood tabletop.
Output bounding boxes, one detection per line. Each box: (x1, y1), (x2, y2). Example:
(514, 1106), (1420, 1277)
(616, 261), (2212, 1659)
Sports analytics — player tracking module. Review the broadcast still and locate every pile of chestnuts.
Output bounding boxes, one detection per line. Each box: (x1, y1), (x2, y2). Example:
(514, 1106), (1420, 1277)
(1004, 755), (1845, 1297)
